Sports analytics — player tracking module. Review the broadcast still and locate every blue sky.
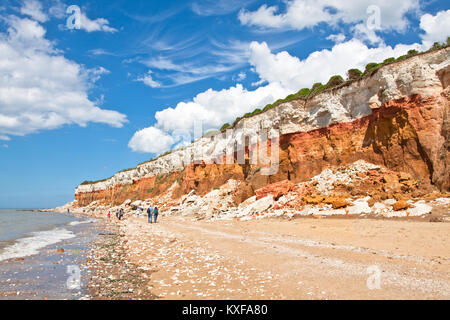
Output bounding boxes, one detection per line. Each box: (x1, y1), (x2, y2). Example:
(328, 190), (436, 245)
(0, 0), (448, 208)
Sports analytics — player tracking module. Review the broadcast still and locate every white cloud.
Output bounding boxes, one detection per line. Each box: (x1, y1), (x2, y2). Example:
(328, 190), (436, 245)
(136, 71), (162, 88)
(78, 11), (118, 33)
(326, 33), (346, 43)
(191, 0), (256, 16)
(1, 144), (8, 148)
(20, 0), (48, 23)
(89, 48), (116, 56)
(128, 126), (175, 154)
(128, 81), (291, 153)
(239, 0), (419, 32)
(48, 0), (66, 19)
(352, 23), (383, 45)
(156, 82), (289, 132)
(236, 71), (246, 81)
(420, 10), (450, 48)
(249, 40), (421, 92)
(0, 16), (127, 138)
(141, 56), (239, 87)
(0, 135), (10, 141)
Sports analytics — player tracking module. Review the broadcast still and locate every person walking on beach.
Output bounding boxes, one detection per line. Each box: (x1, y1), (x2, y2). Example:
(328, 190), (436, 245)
(147, 206), (153, 224)
(107, 211), (111, 219)
(153, 206), (159, 223)
(136, 207), (141, 217)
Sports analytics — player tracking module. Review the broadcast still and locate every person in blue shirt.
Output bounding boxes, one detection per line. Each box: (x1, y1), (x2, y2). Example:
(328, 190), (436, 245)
(147, 206), (153, 223)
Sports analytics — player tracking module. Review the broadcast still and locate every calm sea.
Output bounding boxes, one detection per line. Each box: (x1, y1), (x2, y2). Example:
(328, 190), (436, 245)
(0, 209), (100, 299)
(0, 209), (79, 261)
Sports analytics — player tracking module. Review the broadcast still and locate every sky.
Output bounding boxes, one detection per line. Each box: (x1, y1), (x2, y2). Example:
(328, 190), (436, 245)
(0, 0), (448, 208)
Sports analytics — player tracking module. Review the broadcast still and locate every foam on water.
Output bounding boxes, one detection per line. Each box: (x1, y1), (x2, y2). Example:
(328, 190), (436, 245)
(68, 218), (96, 226)
(0, 228), (75, 262)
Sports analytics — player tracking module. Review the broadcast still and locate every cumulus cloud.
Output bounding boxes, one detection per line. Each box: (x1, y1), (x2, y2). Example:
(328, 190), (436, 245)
(249, 39), (422, 92)
(128, 81), (291, 154)
(0, 16), (127, 138)
(128, 126), (175, 154)
(20, 0), (48, 22)
(419, 10), (450, 48)
(239, 0), (419, 32)
(77, 11), (118, 33)
(326, 33), (346, 43)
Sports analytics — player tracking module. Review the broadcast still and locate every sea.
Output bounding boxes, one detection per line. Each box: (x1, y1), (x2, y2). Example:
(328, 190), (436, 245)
(0, 209), (102, 300)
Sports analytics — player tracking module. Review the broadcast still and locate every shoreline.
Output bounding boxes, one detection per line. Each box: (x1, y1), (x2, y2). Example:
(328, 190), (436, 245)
(84, 215), (157, 300)
(66, 208), (450, 300)
(0, 210), (102, 300)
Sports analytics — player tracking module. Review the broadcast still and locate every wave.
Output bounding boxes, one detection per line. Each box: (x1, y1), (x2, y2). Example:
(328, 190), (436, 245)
(0, 228), (75, 262)
(68, 218), (96, 226)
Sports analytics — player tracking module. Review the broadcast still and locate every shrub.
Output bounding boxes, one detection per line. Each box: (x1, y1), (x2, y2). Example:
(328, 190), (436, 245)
(382, 57), (396, 64)
(310, 82), (325, 95)
(431, 42), (443, 50)
(364, 62), (380, 75)
(262, 103), (273, 112)
(347, 68), (363, 81)
(220, 123), (231, 131)
(407, 49), (418, 56)
(297, 88), (311, 97)
(325, 75), (345, 89)
(252, 108), (262, 116)
(232, 116), (242, 126)
(395, 54), (408, 61)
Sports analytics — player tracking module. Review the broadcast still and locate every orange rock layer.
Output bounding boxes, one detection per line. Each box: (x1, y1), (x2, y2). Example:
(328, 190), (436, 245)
(75, 94), (449, 207)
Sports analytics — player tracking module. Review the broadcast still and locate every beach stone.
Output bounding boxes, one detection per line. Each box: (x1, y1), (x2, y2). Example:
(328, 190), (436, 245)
(393, 200), (409, 211)
(56, 248), (65, 253)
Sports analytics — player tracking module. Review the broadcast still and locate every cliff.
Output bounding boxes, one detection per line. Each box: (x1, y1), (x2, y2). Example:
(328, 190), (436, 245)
(74, 47), (450, 208)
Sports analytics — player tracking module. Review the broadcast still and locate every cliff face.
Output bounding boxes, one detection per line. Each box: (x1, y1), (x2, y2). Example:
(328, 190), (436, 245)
(75, 48), (450, 207)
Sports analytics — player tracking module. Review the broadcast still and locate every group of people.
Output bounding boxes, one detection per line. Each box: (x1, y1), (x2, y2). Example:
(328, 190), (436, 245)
(106, 206), (158, 224)
(135, 205), (159, 223)
(107, 208), (124, 220)
(145, 206), (159, 223)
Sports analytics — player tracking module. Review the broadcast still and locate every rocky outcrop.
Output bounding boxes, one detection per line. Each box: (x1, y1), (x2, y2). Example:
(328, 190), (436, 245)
(74, 47), (450, 207)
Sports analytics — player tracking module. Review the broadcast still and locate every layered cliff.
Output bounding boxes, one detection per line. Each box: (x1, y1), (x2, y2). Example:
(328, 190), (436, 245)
(74, 47), (450, 208)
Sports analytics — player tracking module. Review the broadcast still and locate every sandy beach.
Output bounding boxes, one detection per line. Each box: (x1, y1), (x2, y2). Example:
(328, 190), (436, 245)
(84, 212), (450, 300)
